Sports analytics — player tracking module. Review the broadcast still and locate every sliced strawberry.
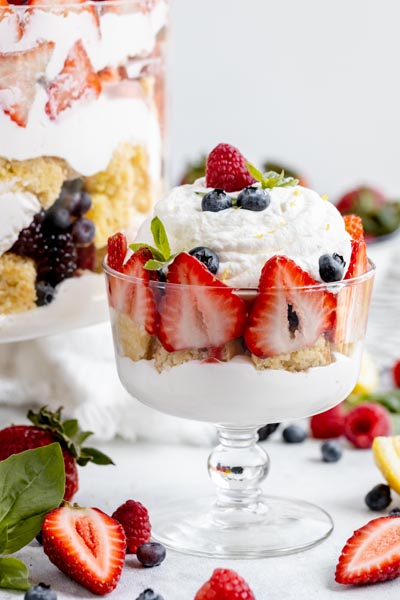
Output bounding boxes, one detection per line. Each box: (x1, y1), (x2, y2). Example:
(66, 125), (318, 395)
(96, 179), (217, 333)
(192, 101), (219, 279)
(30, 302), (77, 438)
(98, 66), (123, 85)
(244, 256), (336, 358)
(158, 252), (247, 352)
(344, 239), (368, 279)
(107, 232), (127, 272)
(344, 214), (364, 241)
(335, 516), (400, 585)
(109, 247), (157, 335)
(27, 0), (99, 28)
(45, 39), (101, 120)
(42, 504), (126, 595)
(0, 41), (54, 127)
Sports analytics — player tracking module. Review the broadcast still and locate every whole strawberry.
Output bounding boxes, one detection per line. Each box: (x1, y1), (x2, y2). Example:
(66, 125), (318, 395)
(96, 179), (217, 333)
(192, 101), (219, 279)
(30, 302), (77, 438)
(195, 568), (255, 600)
(0, 407), (113, 501)
(112, 500), (151, 553)
(205, 143), (256, 192)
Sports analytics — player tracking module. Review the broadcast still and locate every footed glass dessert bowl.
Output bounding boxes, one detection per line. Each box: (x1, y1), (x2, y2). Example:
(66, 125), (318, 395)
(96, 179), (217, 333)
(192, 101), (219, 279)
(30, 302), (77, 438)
(104, 256), (375, 559)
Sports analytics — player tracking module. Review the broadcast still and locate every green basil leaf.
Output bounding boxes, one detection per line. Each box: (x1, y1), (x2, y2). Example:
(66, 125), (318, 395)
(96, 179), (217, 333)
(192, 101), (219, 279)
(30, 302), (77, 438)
(0, 444), (65, 553)
(0, 557), (30, 591)
(129, 243), (165, 262)
(151, 217), (171, 259)
(0, 527), (7, 554)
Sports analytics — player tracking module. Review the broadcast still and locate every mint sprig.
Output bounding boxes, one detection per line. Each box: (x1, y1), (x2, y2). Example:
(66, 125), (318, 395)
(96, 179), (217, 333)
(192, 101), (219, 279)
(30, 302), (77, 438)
(129, 216), (176, 271)
(246, 162), (299, 189)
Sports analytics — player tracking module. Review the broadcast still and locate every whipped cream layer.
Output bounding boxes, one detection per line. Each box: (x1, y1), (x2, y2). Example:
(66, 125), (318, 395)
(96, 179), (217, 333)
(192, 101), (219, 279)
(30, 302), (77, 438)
(117, 348), (361, 425)
(0, 183), (41, 257)
(0, 87), (162, 179)
(136, 181), (352, 288)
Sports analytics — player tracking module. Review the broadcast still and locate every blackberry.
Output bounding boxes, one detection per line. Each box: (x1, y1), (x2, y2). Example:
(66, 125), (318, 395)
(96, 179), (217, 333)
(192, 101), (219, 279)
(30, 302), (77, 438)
(36, 231), (77, 286)
(258, 423), (280, 442)
(11, 210), (45, 259)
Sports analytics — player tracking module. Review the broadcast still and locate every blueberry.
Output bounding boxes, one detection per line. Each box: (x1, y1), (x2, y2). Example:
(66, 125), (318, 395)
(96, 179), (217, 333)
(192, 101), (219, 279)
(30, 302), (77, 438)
(319, 253), (345, 282)
(71, 192), (92, 217)
(44, 206), (71, 231)
(59, 191), (81, 215)
(365, 484), (392, 511)
(258, 423), (280, 442)
(71, 218), (95, 245)
(135, 590), (164, 600)
(35, 282), (55, 307)
(202, 189), (232, 212)
(157, 268), (167, 282)
(237, 186), (270, 211)
(282, 424), (307, 444)
(189, 246), (219, 274)
(24, 583), (57, 600)
(35, 530), (43, 545)
(136, 542), (166, 567)
(321, 440), (342, 463)
(389, 507), (400, 516)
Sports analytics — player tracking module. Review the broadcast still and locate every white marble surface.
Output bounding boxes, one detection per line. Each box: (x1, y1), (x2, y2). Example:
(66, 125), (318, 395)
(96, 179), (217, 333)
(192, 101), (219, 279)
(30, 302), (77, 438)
(2, 437), (400, 600)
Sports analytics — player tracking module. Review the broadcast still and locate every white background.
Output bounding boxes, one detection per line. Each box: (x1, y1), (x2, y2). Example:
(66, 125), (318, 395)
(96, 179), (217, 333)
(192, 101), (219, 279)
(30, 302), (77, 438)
(168, 0), (400, 200)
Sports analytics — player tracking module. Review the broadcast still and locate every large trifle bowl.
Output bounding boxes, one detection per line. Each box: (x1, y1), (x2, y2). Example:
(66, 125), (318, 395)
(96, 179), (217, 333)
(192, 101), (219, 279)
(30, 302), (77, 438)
(103, 144), (375, 558)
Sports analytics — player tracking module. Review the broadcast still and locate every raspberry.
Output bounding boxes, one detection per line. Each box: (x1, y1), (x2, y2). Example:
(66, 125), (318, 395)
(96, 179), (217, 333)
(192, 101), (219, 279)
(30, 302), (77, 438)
(11, 210), (45, 259)
(344, 403), (391, 449)
(107, 232), (128, 271)
(112, 500), (151, 553)
(310, 404), (346, 439)
(195, 569), (255, 600)
(205, 143), (256, 192)
(36, 231), (77, 286)
(393, 360), (400, 388)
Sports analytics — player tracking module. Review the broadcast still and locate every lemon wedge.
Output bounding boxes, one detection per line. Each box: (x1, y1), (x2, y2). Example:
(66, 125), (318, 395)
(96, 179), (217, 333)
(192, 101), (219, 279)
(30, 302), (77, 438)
(372, 436), (400, 494)
(352, 351), (379, 396)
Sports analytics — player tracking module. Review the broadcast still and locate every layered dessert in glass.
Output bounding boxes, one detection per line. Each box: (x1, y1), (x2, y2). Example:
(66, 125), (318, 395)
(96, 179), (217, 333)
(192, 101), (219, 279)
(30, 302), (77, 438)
(104, 143), (375, 557)
(0, 0), (167, 331)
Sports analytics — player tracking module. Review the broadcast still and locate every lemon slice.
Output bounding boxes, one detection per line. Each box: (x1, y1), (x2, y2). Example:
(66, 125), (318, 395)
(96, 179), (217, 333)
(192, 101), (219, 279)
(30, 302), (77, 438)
(352, 351), (379, 396)
(372, 436), (400, 494)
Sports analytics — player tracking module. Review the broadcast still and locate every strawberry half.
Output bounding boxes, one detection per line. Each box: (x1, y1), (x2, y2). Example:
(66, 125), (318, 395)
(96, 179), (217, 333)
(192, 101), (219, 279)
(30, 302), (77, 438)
(107, 232), (128, 272)
(344, 239), (368, 279)
(157, 252), (247, 352)
(45, 39), (101, 120)
(43, 505), (126, 595)
(244, 256), (336, 358)
(109, 247), (157, 335)
(335, 516), (400, 585)
(0, 41), (54, 127)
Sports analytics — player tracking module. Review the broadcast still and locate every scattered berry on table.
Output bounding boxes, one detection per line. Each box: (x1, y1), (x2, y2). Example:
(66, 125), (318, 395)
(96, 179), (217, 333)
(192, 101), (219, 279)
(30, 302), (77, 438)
(321, 440), (343, 463)
(201, 188), (232, 212)
(71, 218), (95, 245)
(112, 499), (151, 553)
(189, 246), (219, 274)
(35, 282), (55, 307)
(365, 484), (392, 511)
(258, 423), (280, 442)
(335, 516), (400, 584)
(24, 583), (57, 600)
(282, 424), (307, 444)
(389, 507), (400, 516)
(42, 504), (126, 595)
(393, 360), (400, 388)
(344, 403), (391, 449)
(135, 590), (164, 600)
(237, 186), (271, 211)
(107, 232), (128, 271)
(194, 568), (255, 600)
(319, 253), (345, 282)
(136, 542), (166, 567)
(205, 143), (256, 192)
(310, 404), (346, 439)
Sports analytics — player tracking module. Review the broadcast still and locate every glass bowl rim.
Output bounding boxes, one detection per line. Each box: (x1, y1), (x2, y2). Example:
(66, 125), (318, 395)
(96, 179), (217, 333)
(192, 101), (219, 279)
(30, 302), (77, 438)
(103, 256), (376, 292)
(0, 0), (156, 10)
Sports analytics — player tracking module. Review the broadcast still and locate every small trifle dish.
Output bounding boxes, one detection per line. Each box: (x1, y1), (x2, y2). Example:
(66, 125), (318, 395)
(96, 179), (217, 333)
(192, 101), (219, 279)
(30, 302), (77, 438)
(104, 144), (375, 558)
(0, 0), (167, 340)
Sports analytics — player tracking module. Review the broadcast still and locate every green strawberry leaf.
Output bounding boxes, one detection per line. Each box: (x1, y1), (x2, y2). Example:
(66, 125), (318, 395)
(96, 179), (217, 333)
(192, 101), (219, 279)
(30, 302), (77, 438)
(151, 216), (171, 260)
(0, 444), (64, 554)
(78, 447), (115, 467)
(129, 243), (165, 262)
(0, 558), (30, 591)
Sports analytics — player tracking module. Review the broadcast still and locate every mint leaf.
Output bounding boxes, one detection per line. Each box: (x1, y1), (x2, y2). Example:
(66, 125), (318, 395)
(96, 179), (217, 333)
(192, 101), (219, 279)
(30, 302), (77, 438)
(246, 162), (265, 184)
(144, 259), (167, 271)
(129, 243), (165, 262)
(0, 558), (30, 591)
(151, 217), (171, 259)
(246, 163), (299, 189)
(0, 444), (65, 554)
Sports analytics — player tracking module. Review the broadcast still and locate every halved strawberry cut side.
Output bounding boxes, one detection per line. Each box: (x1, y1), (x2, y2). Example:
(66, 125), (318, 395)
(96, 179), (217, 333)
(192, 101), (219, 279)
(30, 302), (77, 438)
(109, 247), (157, 335)
(0, 41), (54, 127)
(335, 516), (400, 585)
(157, 252), (247, 352)
(45, 39), (101, 120)
(42, 505), (126, 595)
(345, 239), (368, 279)
(244, 256), (336, 358)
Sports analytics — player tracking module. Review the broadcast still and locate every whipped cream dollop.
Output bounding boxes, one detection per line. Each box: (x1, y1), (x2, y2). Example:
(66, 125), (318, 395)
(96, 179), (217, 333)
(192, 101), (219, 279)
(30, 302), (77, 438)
(136, 180), (352, 288)
(0, 183), (41, 257)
